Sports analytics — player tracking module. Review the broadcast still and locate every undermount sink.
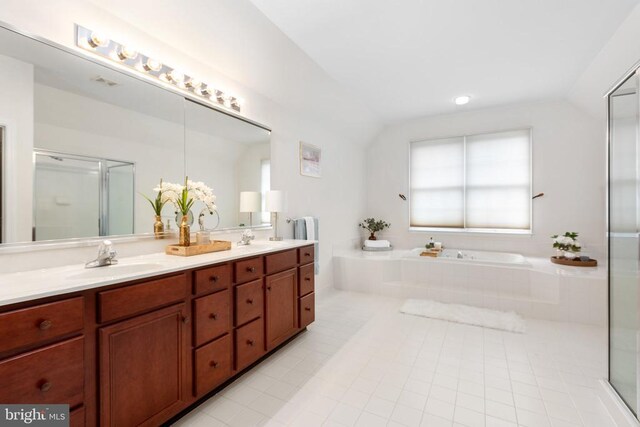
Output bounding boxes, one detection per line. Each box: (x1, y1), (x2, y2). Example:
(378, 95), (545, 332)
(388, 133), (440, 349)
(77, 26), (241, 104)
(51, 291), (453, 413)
(235, 241), (286, 251)
(66, 263), (164, 280)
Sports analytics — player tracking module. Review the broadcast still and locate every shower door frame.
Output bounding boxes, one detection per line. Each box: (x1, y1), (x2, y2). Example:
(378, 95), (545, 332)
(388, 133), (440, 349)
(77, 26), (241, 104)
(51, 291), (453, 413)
(32, 149), (136, 239)
(606, 62), (640, 421)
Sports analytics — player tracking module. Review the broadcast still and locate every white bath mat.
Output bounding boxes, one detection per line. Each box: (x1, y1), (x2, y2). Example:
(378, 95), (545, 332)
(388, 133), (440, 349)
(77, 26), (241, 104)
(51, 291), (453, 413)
(400, 299), (526, 333)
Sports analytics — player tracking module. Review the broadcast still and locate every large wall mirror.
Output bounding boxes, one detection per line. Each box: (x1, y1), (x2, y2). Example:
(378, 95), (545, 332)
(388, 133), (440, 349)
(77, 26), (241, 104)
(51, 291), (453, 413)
(0, 24), (271, 246)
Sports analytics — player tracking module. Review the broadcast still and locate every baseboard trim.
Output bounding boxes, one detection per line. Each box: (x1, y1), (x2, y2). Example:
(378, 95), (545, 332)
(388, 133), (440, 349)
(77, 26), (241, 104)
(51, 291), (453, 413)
(598, 380), (640, 427)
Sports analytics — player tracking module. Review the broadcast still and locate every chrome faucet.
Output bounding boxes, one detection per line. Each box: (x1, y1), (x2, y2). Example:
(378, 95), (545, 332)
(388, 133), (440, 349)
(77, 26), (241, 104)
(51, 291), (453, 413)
(238, 229), (255, 246)
(457, 251), (464, 259)
(85, 240), (118, 268)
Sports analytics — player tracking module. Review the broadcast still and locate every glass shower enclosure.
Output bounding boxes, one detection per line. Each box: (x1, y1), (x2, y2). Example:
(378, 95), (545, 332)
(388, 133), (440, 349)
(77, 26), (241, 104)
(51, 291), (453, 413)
(608, 68), (640, 418)
(33, 150), (135, 241)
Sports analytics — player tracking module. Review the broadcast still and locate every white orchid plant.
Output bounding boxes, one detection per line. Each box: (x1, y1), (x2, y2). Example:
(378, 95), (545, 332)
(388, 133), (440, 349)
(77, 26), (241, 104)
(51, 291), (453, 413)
(148, 177), (216, 216)
(551, 231), (581, 253)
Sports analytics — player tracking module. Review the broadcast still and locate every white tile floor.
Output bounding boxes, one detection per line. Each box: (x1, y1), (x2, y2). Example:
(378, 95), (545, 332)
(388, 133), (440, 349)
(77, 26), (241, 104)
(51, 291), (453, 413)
(173, 290), (617, 427)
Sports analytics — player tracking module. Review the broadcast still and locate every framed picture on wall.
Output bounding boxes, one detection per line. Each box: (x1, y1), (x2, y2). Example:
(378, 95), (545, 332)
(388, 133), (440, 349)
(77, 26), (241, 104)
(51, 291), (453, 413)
(300, 142), (322, 178)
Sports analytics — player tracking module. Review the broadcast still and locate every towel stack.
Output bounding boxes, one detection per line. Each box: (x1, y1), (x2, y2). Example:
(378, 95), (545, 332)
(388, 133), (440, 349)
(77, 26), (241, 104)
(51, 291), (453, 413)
(364, 239), (391, 248)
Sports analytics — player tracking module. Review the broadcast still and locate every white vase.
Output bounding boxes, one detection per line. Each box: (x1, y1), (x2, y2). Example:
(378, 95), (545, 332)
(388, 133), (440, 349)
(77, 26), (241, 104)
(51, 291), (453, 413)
(555, 249), (563, 258)
(563, 251), (579, 259)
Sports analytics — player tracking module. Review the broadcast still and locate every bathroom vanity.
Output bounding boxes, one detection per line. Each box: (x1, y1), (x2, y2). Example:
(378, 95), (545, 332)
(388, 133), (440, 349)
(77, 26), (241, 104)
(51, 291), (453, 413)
(0, 241), (316, 426)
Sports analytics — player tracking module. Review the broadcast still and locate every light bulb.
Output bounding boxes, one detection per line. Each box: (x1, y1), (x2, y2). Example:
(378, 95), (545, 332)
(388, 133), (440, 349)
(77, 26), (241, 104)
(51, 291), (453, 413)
(199, 86), (215, 97)
(117, 46), (138, 61)
(87, 32), (109, 48)
(143, 58), (162, 72)
(185, 77), (202, 90)
(167, 69), (185, 84)
(454, 95), (471, 105)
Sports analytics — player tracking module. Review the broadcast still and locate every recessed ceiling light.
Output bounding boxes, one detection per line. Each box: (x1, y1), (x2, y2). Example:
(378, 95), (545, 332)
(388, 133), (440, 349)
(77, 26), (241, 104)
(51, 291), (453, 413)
(454, 95), (471, 105)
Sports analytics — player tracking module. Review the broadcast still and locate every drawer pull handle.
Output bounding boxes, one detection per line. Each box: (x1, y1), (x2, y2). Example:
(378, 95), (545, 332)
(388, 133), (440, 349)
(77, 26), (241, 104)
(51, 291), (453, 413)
(246, 339), (254, 346)
(209, 313), (217, 320)
(182, 316), (190, 324)
(267, 286), (271, 291)
(38, 320), (52, 330)
(304, 252), (311, 256)
(304, 277), (311, 282)
(209, 361), (219, 368)
(210, 275), (219, 283)
(39, 381), (52, 392)
(246, 298), (253, 304)
(246, 266), (256, 273)
(304, 307), (311, 311)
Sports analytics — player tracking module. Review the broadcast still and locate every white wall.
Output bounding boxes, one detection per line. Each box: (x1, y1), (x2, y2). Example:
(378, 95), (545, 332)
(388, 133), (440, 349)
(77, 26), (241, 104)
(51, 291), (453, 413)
(570, 3), (640, 120)
(366, 100), (606, 259)
(0, 0), (379, 290)
(0, 55), (33, 243)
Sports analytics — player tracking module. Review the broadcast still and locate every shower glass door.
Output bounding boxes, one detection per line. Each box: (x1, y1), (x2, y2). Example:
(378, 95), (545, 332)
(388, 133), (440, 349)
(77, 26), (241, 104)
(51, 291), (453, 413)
(33, 151), (135, 241)
(609, 71), (640, 416)
(34, 153), (101, 240)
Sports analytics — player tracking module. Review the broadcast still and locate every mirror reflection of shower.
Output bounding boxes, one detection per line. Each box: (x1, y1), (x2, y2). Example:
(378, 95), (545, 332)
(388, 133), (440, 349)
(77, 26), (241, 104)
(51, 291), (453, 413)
(33, 150), (135, 241)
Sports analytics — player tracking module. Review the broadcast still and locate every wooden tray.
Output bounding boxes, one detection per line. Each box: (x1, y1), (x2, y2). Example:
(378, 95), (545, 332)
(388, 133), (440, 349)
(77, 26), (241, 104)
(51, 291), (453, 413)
(166, 240), (232, 257)
(550, 256), (597, 267)
(420, 251), (439, 257)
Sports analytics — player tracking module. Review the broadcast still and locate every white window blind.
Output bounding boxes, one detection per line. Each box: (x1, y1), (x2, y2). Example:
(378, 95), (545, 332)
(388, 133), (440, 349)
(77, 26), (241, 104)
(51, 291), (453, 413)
(410, 129), (531, 231)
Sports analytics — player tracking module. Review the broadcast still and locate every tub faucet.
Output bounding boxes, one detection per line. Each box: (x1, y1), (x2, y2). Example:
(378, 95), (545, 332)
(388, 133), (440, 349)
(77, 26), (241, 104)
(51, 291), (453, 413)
(238, 229), (255, 246)
(457, 251), (464, 259)
(85, 240), (118, 268)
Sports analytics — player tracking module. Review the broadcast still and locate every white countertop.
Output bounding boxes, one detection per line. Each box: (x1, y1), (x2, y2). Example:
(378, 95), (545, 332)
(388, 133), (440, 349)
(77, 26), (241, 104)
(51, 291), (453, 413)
(0, 239), (315, 308)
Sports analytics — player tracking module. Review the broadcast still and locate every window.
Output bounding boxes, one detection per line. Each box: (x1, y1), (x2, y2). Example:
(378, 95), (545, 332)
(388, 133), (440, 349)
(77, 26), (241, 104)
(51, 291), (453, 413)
(410, 129), (531, 232)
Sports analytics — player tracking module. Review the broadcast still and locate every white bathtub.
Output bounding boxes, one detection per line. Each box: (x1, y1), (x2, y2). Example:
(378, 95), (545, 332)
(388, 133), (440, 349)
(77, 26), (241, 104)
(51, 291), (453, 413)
(406, 248), (530, 267)
(333, 248), (607, 326)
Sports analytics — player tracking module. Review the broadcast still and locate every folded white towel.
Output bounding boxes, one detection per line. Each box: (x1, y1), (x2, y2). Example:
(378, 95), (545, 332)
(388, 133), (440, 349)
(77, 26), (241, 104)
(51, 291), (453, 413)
(364, 239), (390, 248)
(303, 216), (315, 241)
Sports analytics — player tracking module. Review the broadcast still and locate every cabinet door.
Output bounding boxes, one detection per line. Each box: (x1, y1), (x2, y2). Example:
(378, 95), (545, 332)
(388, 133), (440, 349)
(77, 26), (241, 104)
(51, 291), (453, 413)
(265, 268), (298, 350)
(99, 304), (189, 427)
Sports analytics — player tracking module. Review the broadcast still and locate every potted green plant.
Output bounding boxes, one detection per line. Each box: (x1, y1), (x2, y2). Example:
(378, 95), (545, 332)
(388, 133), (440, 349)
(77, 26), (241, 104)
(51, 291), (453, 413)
(141, 178), (168, 239)
(359, 218), (390, 240)
(551, 231), (582, 259)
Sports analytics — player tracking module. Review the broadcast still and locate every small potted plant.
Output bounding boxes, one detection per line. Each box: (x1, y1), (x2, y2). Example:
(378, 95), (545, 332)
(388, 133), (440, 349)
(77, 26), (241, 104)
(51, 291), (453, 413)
(551, 232), (582, 259)
(141, 179), (170, 238)
(359, 218), (390, 240)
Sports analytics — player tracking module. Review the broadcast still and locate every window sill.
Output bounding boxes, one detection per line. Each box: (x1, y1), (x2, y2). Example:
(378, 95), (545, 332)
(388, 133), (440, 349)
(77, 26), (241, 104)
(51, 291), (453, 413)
(409, 227), (532, 236)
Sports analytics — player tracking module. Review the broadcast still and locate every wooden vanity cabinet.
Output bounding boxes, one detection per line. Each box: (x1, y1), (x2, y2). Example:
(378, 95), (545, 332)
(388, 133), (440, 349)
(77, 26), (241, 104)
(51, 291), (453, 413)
(0, 243), (316, 427)
(265, 268), (299, 350)
(0, 295), (87, 424)
(98, 273), (190, 427)
(99, 304), (190, 427)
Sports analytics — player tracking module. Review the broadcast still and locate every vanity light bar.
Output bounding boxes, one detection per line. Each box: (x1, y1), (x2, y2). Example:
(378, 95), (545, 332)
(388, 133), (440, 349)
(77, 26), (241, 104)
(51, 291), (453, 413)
(75, 25), (243, 112)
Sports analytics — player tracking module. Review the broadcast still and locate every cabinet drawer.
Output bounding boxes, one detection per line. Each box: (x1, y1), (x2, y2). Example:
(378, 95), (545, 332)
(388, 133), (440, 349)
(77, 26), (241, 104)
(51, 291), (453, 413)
(235, 317), (264, 371)
(194, 264), (231, 296)
(70, 407), (85, 427)
(298, 245), (315, 265)
(299, 293), (315, 329)
(235, 279), (263, 326)
(0, 336), (84, 406)
(299, 263), (315, 297)
(0, 297), (84, 354)
(234, 257), (263, 284)
(99, 273), (187, 323)
(194, 334), (232, 396)
(265, 249), (297, 275)
(194, 290), (231, 347)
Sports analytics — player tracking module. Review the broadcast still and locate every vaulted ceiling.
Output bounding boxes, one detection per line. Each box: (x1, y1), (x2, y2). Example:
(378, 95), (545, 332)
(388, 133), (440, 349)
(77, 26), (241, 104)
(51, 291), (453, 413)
(250, 0), (640, 123)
